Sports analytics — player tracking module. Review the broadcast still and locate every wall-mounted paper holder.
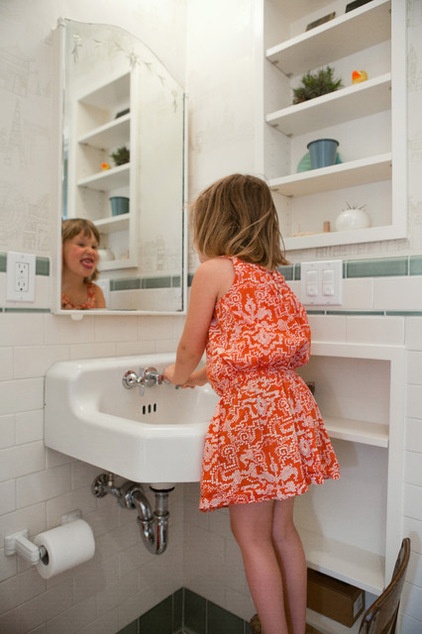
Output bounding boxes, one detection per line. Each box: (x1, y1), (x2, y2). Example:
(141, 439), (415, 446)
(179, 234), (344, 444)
(4, 510), (82, 564)
(4, 528), (45, 564)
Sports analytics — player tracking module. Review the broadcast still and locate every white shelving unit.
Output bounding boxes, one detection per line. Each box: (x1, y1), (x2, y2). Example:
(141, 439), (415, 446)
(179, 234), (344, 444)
(66, 70), (138, 270)
(261, 0), (407, 250)
(295, 341), (405, 632)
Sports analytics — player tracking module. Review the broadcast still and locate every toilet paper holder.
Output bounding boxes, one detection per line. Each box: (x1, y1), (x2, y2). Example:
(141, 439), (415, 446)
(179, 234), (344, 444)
(4, 510), (81, 565)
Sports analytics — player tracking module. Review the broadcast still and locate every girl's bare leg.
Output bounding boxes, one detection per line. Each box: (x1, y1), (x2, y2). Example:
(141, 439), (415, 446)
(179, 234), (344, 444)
(229, 500), (289, 634)
(272, 498), (307, 634)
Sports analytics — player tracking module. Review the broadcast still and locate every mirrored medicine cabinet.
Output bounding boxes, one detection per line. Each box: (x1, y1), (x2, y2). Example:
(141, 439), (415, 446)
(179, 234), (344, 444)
(53, 18), (187, 316)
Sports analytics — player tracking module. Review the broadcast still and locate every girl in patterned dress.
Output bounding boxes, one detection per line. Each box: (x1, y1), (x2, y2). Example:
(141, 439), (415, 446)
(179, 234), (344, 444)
(164, 174), (340, 634)
(61, 218), (106, 310)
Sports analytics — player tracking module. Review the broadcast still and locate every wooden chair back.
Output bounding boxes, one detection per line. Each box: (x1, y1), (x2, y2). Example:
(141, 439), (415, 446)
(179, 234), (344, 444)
(358, 538), (411, 634)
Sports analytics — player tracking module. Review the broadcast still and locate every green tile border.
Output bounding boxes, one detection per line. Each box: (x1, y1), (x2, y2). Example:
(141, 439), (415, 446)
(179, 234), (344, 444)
(322, 310), (385, 316)
(1, 252), (421, 285)
(110, 275), (181, 291)
(409, 255), (422, 275)
(0, 252), (181, 291)
(278, 255), (422, 281)
(111, 278), (142, 291)
(0, 254), (50, 275)
(3, 308), (50, 313)
(36, 257), (50, 276)
(1, 252), (422, 315)
(346, 256), (408, 278)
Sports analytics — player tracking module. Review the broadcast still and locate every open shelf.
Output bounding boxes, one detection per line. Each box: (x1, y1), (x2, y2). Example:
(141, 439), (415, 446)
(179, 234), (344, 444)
(261, 0), (406, 249)
(266, 74), (391, 137)
(266, 0), (391, 77)
(77, 163), (130, 191)
(324, 417), (389, 448)
(257, 6), (407, 626)
(284, 223), (401, 251)
(78, 113), (130, 149)
(79, 72), (130, 110)
(300, 528), (385, 595)
(100, 257), (136, 271)
(269, 154), (391, 197)
(95, 215), (130, 233)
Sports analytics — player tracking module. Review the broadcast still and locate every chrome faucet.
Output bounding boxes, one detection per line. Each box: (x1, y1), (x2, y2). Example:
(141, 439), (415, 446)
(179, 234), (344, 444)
(122, 366), (165, 393)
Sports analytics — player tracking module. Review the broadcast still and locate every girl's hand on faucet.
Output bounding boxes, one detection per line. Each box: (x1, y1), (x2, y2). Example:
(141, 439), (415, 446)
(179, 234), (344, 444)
(163, 364), (177, 384)
(163, 363), (191, 387)
(163, 364), (208, 388)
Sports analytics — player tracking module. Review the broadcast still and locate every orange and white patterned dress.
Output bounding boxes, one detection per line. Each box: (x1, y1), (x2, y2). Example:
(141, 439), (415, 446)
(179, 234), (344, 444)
(200, 256), (340, 511)
(61, 282), (98, 310)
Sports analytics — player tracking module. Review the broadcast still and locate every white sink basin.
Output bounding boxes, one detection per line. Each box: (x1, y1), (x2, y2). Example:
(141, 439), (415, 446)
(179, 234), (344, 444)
(44, 353), (218, 483)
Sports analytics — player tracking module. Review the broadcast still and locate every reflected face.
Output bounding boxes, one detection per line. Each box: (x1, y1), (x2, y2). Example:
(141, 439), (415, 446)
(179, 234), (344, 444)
(63, 231), (99, 279)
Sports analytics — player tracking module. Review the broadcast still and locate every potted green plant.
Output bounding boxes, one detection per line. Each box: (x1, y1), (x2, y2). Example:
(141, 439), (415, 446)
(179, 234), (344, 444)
(110, 146), (130, 166)
(292, 66), (343, 104)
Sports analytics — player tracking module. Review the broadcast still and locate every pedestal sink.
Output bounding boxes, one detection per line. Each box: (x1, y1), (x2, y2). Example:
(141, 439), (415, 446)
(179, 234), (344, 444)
(44, 353), (218, 483)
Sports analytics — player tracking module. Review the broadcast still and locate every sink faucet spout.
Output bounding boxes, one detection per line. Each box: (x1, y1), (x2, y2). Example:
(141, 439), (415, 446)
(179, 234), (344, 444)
(122, 367), (165, 393)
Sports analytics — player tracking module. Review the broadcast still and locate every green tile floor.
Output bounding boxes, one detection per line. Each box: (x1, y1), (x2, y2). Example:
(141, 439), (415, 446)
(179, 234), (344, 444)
(116, 588), (253, 634)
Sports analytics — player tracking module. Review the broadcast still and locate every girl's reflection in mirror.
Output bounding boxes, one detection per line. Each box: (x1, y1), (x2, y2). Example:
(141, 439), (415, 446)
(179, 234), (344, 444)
(61, 218), (106, 310)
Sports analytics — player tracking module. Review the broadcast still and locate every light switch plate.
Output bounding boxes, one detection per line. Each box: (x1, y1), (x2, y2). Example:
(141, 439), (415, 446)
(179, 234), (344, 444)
(300, 260), (343, 306)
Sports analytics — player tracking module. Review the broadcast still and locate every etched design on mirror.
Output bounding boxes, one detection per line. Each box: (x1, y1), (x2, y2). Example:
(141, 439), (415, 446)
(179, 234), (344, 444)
(55, 18), (187, 314)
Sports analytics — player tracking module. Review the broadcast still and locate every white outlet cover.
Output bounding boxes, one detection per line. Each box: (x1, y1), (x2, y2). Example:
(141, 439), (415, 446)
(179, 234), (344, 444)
(6, 251), (36, 302)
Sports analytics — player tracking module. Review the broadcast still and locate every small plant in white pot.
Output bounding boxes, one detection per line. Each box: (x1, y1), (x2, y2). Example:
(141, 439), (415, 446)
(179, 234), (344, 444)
(335, 202), (371, 231)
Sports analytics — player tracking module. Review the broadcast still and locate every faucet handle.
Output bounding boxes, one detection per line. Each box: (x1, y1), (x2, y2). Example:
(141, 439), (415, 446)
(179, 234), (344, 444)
(122, 370), (139, 389)
(122, 367), (168, 390)
(143, 366), (162, 387)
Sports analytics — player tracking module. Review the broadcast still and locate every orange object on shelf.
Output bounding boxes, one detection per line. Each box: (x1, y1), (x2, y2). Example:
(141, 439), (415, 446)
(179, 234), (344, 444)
(352, 70), (368, 84)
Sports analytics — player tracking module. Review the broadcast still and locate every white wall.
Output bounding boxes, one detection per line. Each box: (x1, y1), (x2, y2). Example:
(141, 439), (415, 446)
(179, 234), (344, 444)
(0, 2), (189, 633)
(0, 0), (421, 632)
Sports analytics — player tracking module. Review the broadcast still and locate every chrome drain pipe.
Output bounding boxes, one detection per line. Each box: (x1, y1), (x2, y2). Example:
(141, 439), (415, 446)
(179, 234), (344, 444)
(91, 473), (174, 555)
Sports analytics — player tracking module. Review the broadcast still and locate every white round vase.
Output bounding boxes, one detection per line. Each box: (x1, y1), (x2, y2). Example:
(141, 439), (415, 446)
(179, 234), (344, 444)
(335, 207), (370, 231)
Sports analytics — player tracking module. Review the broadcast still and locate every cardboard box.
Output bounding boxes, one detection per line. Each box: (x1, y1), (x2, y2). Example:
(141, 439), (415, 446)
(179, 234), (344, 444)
(307, 569), (365, 627)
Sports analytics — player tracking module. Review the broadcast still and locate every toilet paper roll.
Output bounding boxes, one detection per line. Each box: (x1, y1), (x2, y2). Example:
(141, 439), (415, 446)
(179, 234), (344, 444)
(34, 519), (95, 579)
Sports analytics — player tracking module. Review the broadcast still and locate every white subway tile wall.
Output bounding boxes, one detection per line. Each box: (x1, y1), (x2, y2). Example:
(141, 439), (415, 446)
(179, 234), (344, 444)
(0, 1), (422, 633)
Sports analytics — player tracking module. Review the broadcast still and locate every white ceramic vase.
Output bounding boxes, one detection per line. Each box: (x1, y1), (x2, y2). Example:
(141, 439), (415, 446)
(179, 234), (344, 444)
(335, 207), (370, 231)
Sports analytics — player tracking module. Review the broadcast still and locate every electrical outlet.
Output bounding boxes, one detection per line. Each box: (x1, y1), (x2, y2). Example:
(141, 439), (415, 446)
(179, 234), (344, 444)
(6, 252), (36, 302)
(15, 262), (30, 292)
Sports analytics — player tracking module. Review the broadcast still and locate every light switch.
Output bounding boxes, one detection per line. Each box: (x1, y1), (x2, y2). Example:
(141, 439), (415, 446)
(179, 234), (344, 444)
(306, 270), (318, 296)
(300, 260), (343, 305)
(322, 268), (335, 296)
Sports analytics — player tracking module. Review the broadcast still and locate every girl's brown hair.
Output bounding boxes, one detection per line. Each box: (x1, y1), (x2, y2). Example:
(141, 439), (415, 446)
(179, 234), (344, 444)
(62, 218), (101, 282)
(191, 174), (288, 268)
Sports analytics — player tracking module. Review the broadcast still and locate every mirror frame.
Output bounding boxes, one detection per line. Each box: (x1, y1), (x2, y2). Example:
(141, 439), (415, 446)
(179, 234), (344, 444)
(52, 18), (188, 317)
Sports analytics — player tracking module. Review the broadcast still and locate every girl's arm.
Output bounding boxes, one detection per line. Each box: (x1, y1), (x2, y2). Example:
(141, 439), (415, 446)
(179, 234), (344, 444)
(167, 364), (208, 388)
(164, 257), (233, 385)
(94, 284), (106, 308)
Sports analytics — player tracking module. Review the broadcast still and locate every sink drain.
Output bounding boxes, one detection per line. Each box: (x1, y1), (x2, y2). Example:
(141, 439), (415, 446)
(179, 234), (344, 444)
(141, 402), (158, 415)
